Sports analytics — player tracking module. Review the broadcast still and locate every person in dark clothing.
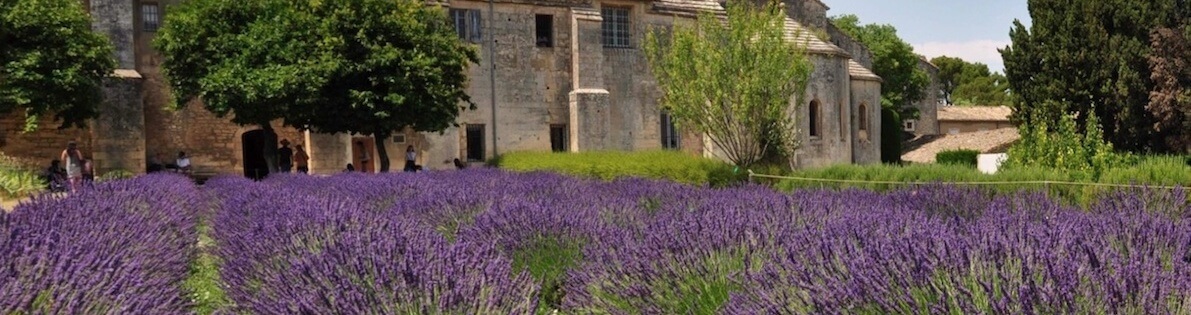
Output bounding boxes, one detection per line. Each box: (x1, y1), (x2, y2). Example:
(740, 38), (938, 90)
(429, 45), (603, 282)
(403, 145), (418, 172)
(453, 158), (467, 170)
(345, 163), (355, 172)
(277, 139), (294, 173)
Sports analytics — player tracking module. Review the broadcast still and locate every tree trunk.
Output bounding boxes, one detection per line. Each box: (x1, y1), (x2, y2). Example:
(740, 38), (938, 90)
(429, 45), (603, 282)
(260, 123), (280, 174)
(375, 133), (390, 172)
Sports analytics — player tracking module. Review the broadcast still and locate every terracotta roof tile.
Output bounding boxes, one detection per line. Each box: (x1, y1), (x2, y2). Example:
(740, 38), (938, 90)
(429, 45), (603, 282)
(937, 105), (1012, 122)
(848, 60), (880, 81)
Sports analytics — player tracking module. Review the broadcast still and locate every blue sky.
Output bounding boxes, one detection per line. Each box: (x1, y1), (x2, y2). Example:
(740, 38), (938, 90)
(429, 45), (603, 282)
(824, 1), (1031, 73)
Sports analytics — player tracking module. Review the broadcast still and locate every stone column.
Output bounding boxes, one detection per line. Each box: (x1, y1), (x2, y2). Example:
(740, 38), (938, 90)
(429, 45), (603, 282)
(568, 7), (612, 151)
(90, 71), (146, 175)
(306, 132), (350, 175)
(90, 0), (135, 69)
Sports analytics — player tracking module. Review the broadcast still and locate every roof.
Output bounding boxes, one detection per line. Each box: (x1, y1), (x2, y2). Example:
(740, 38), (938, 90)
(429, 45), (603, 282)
(901, 128), (1020, 163)
(783, 17), (848, 56)
(848, 60), (881, 82)
(111, 69), (142, 79)
(649, 0), (848, 56)
(937, 105), (1012, 122)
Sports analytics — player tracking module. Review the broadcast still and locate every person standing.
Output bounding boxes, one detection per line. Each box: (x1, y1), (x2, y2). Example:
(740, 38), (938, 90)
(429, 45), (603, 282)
(293, 144), (309, 174)
(59, 141), (84, 193)
(278, 139), (294, 173)
(404, 145), (418, 172)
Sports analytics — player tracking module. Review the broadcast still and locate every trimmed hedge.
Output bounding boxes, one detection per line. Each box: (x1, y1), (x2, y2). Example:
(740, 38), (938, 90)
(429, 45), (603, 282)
(495, 150), (740, 186)
(936, 149), (979, 167)
(773, 156), (1191, 205)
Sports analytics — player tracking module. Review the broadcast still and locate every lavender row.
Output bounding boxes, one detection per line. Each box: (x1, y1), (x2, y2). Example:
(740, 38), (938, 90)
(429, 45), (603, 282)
(0, 174), (201, 314)
(206, 170), (1190, 314)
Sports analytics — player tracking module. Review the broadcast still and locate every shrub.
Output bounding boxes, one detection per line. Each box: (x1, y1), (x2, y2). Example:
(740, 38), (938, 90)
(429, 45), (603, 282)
(495, 150), (738, 186)
(936, 149), (979, 167)
(98, 169), (135, 182)
(880, 107), (903, 164)
(0, 175), (200, 313)
(0, 152), (44, 199)
(1004, 109), (1135, 179)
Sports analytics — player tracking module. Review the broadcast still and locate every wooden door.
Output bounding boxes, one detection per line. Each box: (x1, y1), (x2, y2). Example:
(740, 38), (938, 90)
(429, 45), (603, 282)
(351, 137), (376, 173)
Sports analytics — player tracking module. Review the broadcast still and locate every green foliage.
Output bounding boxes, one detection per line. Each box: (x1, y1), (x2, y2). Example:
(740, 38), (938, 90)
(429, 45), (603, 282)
(936, 149), (979, 167)
(1147, 26), (1191, 152)
(97, 169), (135, 182)
(496, 151), (739, 186)
(183, 218), (230, 315)
(831, 14), (929, 117)
(773, 156), (1190, 206)
(880, 107), (903, 163)
(1004, 110), (1135, 179)
(0, 0), (116, 131)
(644, 2), (813, 166)
(0, 153), (43, 199)
(156, 0), (479, 171)
(1001, 0), (1190, 152)
(931, 56), (1012, 106)
(510, 237), (583, 314)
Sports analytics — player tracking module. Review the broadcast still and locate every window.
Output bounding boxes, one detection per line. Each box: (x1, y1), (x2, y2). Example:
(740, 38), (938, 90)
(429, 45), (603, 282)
(450, 9), (483, 43)
(142, 4), (160, 32)
(466, 124), (485, 162)
(536, 14), (554, 47)
(808, 100), (821, 138)
(661, 111), (680, 149)
(392, 134), (406, 143)
(858, 103), (869, 140)
(858, 104), (868, 131)
(550, 124), (568, 152)
(601, 7), (631, 48)
(903, 119), (917, 132)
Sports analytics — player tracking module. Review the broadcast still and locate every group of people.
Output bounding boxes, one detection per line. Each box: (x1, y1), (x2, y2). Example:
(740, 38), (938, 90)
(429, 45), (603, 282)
(147, 151), (193, 174)
(43, 141), (93, 193)
(277, 139), (309, 174)
(342, 144), (468, 173)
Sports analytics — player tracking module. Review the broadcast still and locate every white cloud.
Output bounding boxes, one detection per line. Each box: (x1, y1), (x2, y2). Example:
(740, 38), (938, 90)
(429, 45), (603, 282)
(913, 40), (1011, 73)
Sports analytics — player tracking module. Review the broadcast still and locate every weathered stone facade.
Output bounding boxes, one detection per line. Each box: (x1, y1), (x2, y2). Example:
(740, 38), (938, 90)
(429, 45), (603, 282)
(1, 0), (884, 175)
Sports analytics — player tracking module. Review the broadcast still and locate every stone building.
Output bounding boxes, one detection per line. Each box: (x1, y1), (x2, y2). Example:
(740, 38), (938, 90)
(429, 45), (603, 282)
(1, 0), (883, 176)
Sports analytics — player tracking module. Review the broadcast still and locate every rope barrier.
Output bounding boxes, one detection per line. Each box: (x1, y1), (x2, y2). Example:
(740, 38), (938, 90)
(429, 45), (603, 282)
(746, 170), (1186, 190)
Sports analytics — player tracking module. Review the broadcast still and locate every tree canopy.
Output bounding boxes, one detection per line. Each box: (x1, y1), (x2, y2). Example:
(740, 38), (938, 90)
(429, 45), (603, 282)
(0, 0), (115, 131)
(156, 0), (478, 171)
(1001, 0), (1190, 153)
(644, 1), (812, 167)
(930, 56), (1012, 106)
(830, 14), (928, 116)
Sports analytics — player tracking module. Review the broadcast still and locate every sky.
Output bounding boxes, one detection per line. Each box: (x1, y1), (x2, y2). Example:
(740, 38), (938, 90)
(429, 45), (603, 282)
(824, 1), (1031, 73)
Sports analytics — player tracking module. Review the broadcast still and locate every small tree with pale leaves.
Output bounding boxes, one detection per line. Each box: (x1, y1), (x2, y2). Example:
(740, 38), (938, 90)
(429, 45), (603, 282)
(644, 1), (812, 167)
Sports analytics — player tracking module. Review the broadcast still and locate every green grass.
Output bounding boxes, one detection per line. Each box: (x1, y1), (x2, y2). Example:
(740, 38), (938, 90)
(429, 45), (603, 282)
(495, 150), (742, 186)
(510, 236), (584, 314)
(182, 212), (230, 314)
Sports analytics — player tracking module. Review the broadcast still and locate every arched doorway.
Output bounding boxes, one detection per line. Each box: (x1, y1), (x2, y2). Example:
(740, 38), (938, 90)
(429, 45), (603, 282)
(241, 130), (270, 180)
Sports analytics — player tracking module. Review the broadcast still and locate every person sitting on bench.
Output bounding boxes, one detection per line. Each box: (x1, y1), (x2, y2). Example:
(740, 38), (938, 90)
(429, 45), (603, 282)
(176, 151), (192, 174)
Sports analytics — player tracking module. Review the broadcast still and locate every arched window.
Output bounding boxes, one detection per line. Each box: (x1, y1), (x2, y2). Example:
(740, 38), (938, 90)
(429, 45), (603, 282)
(858, 103), (868, 131)
(809, 100), (821, 137)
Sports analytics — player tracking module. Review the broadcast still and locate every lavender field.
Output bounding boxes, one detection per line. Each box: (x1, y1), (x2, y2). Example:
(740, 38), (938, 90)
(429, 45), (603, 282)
(3, 170), (1190, 314)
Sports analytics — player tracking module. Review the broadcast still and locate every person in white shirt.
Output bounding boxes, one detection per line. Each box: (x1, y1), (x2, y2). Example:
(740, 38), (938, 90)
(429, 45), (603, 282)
(404, 145), (418, 172)
(176, 151), (192, 174)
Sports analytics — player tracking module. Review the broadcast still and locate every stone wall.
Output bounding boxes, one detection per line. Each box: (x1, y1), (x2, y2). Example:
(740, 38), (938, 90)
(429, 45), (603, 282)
(794, 55), (853, 168)
(0, 115), (93, 165)
(782, 0), (829, 31)
(826, 23), (873, 68)
(910, 58), (941, 135)
(849, 79), (881, 164)
(939, 121), (1013, 134)
(90, 76), (146, 175)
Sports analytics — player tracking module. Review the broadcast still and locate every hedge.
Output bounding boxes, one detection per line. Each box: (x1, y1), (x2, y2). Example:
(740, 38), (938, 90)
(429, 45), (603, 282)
(494, 150), (740, 186)
(936, 149), (979, 167)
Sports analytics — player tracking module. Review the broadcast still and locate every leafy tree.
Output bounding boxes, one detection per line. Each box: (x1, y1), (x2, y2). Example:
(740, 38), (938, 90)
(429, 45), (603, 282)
(830, 14), (928, 117)
(1001, 0), (1189, 152)
(288, 0), (478, 172)
(930, 56), (1011, 106)
(644, 1), (813, 167)
(0, 0), (115, 131)
(1146, 26), (1191, 153)
(156, 0), (477, 172)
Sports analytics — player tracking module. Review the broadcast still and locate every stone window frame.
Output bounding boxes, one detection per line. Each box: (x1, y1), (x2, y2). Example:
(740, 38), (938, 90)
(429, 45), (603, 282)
(141, 3), (160, 33)
(601, 6), (632, 48)
(535, 14), (554, 48)
(858, 103), (869, 141)
(808, 99), (821, 139)
(449, 8), (483, 43)
(903, 119), (917, 132)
